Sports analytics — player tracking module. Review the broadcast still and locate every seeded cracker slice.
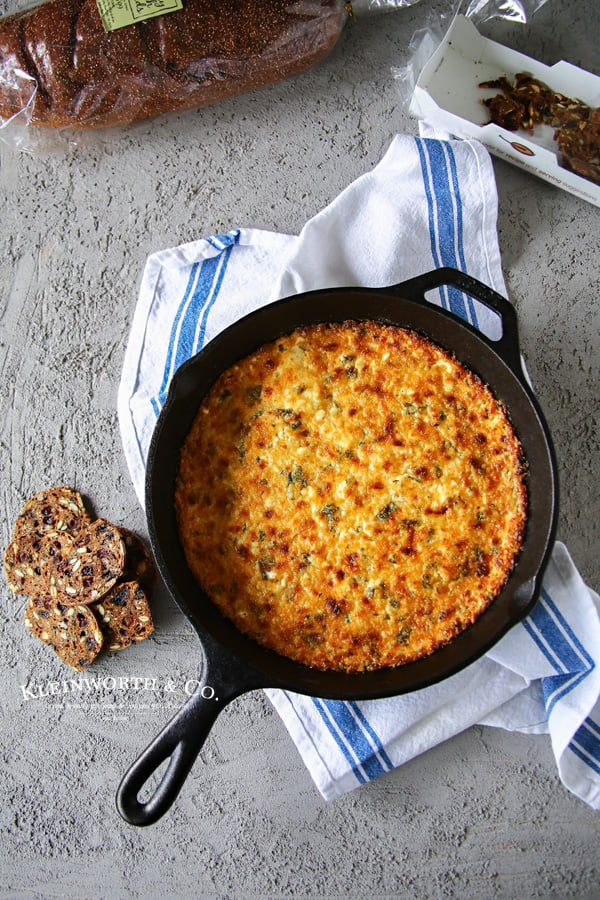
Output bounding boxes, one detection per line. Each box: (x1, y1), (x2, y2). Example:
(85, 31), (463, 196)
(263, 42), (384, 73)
(13, 486), (91, 538)
(24, 595), (103, 671)
(4, 486), (91, 595)
(43, 518), (125, 604)
(4, 532), (48, 596)
(119, 528), (158, 598)
(94, 581), (155, 651)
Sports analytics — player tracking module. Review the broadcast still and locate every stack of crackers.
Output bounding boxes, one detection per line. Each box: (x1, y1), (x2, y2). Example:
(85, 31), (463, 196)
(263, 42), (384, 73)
(4, 486), (156, 670)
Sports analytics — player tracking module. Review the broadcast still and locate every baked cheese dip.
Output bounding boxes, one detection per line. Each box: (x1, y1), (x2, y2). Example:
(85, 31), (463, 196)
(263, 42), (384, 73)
(175, 320), (527, 673)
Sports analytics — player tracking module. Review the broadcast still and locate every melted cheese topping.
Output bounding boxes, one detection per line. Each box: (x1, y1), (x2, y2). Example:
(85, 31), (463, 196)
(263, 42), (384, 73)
(175, 321), (527, 672)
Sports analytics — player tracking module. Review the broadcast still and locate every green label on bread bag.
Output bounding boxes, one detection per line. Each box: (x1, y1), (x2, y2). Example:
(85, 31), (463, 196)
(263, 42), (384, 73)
(96, 0), (182, 31)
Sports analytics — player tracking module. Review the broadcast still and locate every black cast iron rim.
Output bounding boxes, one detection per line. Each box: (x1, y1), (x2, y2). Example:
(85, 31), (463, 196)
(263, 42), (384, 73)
(145, 267), (559, 700)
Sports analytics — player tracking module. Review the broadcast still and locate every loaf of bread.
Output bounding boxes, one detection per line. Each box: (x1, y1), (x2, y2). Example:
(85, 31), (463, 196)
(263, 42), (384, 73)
(0, 0), (346, 129)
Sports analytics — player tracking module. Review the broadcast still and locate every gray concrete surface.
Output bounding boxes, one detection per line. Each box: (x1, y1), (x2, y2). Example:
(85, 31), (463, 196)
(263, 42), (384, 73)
(1, 1), (598, 897)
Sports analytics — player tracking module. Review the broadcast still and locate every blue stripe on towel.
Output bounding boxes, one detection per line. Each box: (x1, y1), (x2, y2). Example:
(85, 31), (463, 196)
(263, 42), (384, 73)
(150, 230), (240, 416)
(151, 260), (200, 417)
(174, 253), (223, 365)
(443, 143), (478, 325)
(349, 701), (394, 770)
(416, 139), (447, 308)
(312, 698), (396, 782)
(526, 589), (595, 675)
(192, 243), (235, 354)
(570, 718), (600, 775)
(522, 588), (595, 717)
(415, 138), (477, 327)
(541, 672), (592, 716)
(311, 699), (368, 784)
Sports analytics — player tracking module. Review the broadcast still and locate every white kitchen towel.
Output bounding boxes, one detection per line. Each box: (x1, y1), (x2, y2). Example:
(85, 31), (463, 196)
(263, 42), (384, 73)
(118, 135), (600, 809)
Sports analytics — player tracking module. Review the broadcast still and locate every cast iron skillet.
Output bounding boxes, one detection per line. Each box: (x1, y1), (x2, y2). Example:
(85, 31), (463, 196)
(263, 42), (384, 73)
(117, 268), (558, 826)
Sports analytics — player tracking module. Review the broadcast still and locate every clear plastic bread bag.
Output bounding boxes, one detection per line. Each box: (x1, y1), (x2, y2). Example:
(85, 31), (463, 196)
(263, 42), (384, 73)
(0, 0), (421, 150)
(392, 0), (553, 110)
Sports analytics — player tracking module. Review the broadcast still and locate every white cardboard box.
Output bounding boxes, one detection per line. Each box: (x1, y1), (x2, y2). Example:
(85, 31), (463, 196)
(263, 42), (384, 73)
(410, 15), (600, 207)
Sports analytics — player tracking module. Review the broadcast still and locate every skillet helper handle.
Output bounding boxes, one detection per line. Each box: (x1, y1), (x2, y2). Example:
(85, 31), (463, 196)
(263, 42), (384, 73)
(398, 267), (523, 376)
(116, 681), (224, 827)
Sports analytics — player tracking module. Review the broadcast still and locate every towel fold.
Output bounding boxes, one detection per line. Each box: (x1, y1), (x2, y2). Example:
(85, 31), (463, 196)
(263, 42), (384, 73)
(118, 135), (600, 808)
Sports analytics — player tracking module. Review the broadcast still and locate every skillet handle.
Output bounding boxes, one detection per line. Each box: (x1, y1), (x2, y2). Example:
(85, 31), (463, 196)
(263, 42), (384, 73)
(116, 680), (227, 827)
(116, 640), (265, 827)
(396, 267), (523, 376)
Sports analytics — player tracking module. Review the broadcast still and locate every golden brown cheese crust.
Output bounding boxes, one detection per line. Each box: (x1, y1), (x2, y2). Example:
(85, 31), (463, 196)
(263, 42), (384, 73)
(175, 321), (527, 673)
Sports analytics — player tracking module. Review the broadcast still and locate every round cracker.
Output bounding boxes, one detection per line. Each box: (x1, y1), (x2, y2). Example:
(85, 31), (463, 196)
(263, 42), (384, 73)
(13, 486), (91, 539)
(93, 580), (154, 652)
(5, 486), (91, 596)
(119, 528), (158, 598)
(24, 595), (103, 671)
(43, 518), (125, 605)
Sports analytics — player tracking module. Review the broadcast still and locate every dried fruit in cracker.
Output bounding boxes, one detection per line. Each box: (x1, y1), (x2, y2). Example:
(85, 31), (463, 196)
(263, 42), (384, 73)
(24, 595), (103, 671)
(43, 518), (125, 604)
(93, 581), (154, 652)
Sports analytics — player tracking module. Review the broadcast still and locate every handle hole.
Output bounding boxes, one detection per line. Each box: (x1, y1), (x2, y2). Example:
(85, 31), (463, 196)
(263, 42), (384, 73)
(137, 757), (171, 803)
(424, 287), (503, 341)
